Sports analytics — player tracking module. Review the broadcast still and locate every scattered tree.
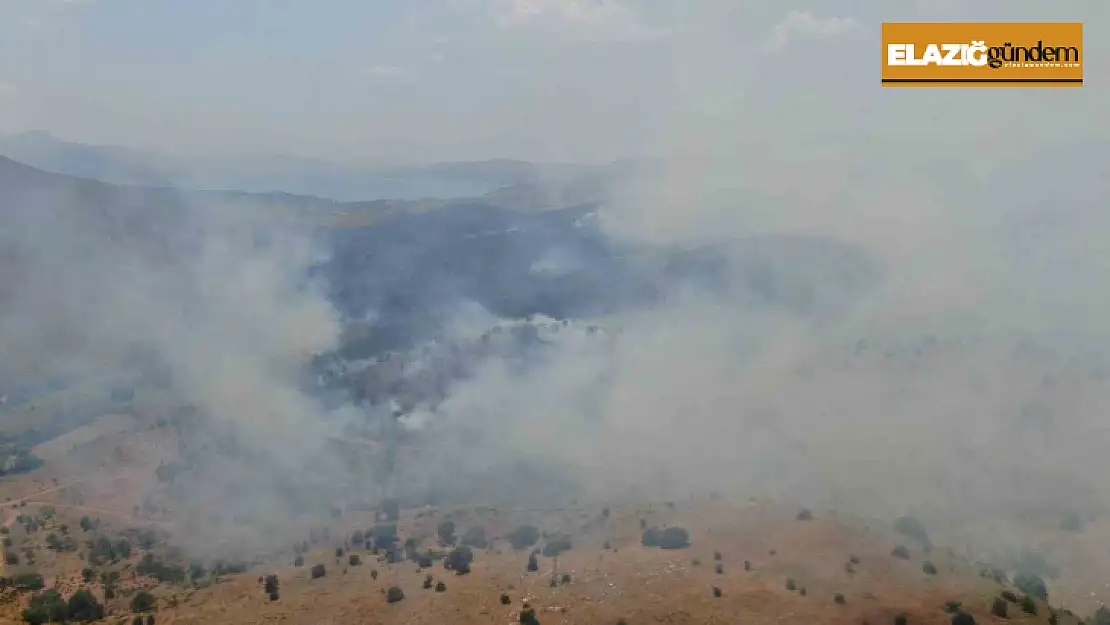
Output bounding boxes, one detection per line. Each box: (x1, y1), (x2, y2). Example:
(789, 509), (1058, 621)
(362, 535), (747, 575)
(508, 525), (540, 550)
(641, 526), (690, 550)
(893, 516), (933, 551)
(437, 520), (457, 546)
(461, 526), (488, 549)
(67, 588), (105, 622)
(130, 590), (156, 613)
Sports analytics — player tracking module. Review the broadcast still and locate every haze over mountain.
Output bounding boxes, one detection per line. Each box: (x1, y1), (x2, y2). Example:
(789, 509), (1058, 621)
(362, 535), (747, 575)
(0, 131), (596, 201)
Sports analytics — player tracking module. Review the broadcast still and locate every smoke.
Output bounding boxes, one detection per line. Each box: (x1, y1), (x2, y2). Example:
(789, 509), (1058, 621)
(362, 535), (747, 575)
(0, 3), (1106, 591)
(382, 7), (1110, 577)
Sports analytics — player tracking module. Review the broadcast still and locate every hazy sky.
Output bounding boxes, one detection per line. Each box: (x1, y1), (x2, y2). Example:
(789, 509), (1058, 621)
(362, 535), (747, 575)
(0, 0), (1103, 163)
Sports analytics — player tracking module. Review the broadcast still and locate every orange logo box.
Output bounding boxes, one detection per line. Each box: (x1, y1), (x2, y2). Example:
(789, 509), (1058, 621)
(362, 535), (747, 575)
(881, 22), (1083, 87)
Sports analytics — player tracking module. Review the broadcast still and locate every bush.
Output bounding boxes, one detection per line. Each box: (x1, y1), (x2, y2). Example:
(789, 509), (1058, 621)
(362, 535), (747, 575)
(379, 499), (400, 522)
(834, 593), (845, 605)
(991, 597), (1008, 618)
(501, 594), (512, 605)
(446, 546), (473, 573)
(13, 572), (45, 590)
(1060, 511), (1084, 533)
(130, 590), (156, 613)
(435, 581), (446, 592)
(1020, 594), (1036, 615)
(348, 554), (361, 566)
(542, 536), (572, 557)
(520, 607), (539, 624)
(437, 520), (457, 546)
(264, 574), (279, 595)
(893, 516), (933, 550)
(508, 525), (540, 550)
(386, 586), (404, 603)
(370, 524), (398, 550)
(796, 509), (813, 521)
(67, 588), (105, 622)
(891, 545), (910, 559)
(527, 553), (539, 572)
(461, 526), (488, 549)
(1014, 572), (1048, 601)
(23, 590), (67, 624)
(641, 526), (690, 550)
(923, 561), (938, 575)
(310, 564), (326, 579)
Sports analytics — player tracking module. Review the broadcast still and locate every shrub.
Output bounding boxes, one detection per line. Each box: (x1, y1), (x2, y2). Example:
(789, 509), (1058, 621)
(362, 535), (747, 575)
(371, 569), (378, 580)
(386, 586), (404, 602)
(834, 593), (845, 605)
(785, 578), (796, 591)
(893, 516), (933, 550)
(264, 574), (278, 595)
(130, 590), (156, 613)
(1014, 572), (1048, 601)
(446, 546), (473, 573)
(951, 612), (976, 625)
(13, 572), (45, 590)
(715, 563), (723, 574)
(435, 581), (446, 592)
(991, 597), (1008, 618)
(796, 509), (813, 521)
(712, 586), (722, 597)
(527, 553), (539, 572)
(24, 590), (67, 623)
(891, 545), (910, 559)
(379, 499), (400, 522)
(310, 564), (326, 579)
(294, 556), (304, 567)
(1020, 594), (1037, 615)
(67, 588), (105, 621)
(542, 536), (572, 557)
(501, 594), (512, 605)
(923, 561), (938, 575)
(1060, 510), (1084, 533)
(508, 525), (540, 550)
(641, 526), (690, 550)
(520, 607), (539, 624)
(461, 526), (488, 549)
(370, 524), (398, 550)
(437, 520), (457, 546)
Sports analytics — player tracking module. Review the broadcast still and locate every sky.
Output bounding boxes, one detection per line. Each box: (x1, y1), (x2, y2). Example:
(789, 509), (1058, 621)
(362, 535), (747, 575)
(0, 0), (1105, 163)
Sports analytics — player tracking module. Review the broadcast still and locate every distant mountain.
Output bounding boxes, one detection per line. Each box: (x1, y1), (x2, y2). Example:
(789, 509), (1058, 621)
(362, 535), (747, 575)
(0, 131), (598, 202)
